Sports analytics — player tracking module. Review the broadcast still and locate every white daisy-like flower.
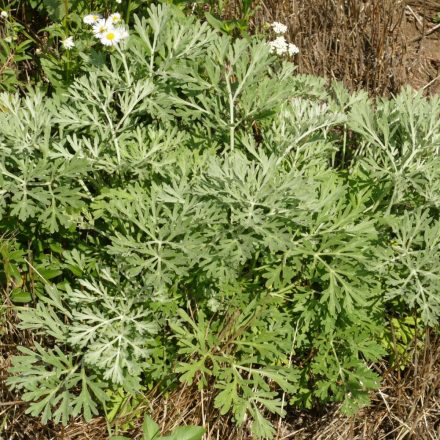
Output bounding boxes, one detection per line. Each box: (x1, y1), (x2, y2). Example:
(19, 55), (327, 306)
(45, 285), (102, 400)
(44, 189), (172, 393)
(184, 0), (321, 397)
(93, 18), (112, 38)
(287, 43), (299, 56)
(108, 13), (121, 25)
(83, 13), (101, 25)
(1, 10), (8, 18)
(100, 29), (121, 46)
(271, 21), (287, 35)
(268, 36), (288, 55)
(62, 36), (75, 50)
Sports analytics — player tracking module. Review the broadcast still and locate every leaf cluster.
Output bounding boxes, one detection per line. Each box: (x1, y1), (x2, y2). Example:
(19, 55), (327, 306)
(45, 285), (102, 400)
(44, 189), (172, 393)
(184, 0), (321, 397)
(2, 4), (440, 438)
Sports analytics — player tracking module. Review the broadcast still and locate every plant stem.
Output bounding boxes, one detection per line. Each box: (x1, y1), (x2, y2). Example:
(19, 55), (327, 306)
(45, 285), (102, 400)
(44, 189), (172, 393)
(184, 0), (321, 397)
(63, 0), (69, 28)
(225, 72), (235, 152)
(116, 46), (132, 87)
(126, 0), (131, 24)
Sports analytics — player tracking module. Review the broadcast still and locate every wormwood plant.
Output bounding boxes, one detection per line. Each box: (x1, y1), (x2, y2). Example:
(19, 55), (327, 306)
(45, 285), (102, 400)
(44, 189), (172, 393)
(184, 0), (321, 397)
(1, 3), (440, 438)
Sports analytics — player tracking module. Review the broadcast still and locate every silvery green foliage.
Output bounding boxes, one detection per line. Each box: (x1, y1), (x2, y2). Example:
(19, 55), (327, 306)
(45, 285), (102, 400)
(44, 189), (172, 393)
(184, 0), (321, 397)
(349, 90), (440, 211)
(383, 211), (440, 326)
(2, 4), (440, 438)
(348, 90), (440, 323)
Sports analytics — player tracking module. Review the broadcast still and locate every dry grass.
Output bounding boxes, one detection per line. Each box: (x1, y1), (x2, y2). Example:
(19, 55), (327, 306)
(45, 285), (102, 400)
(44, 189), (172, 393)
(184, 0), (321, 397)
(245, 0), (409, 95)
(224, 0), (440, 96)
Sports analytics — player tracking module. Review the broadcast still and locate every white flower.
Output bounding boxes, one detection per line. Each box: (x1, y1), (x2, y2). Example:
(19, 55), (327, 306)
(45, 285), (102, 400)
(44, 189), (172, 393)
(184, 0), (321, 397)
(268, 37), (299, 57)
(268, 36), (288, 55)
(83, 13), (101, 25)
(271, 21), (287, 35)
(116, 0), (122, 3)
(115, 26), (129, 40)
(93, 18), (112, 38)
(100, 29), (121, 46)
(287, 43), (299, 56)
(108, 13), (121, 25)
(62, 36), (75, 50)
(1, 10), (8, 18)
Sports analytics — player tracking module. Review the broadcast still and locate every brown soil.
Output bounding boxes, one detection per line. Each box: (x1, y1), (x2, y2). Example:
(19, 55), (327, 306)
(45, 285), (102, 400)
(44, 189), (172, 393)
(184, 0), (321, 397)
(403, 1), (440, 95)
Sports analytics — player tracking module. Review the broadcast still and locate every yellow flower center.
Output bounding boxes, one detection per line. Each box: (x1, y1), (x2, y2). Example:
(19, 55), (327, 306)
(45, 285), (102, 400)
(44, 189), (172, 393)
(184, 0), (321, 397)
(106, 32), (116, 41)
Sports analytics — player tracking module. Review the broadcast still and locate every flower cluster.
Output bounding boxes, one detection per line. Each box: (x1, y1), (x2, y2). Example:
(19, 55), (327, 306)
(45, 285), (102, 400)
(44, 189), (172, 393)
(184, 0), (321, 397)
(83, 12), (129, 46)
(271, 21), (287, 35)
(267, 21), (299, 57)
(62, 36), (75, 50)
(268, 36), (299, 56)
